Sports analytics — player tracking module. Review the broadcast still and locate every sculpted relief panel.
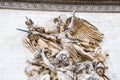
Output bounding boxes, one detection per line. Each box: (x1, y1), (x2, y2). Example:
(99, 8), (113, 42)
(18, 11), (109, 80)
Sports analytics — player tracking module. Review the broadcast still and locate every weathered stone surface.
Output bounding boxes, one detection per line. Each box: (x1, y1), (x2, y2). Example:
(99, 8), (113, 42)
(0, 1), (120, 12)
(0, 9), (120, 80)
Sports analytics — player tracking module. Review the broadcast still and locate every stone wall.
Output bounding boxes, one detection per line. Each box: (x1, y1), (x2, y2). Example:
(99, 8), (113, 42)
(0, 0), (120, 12)
(1, 0), (120, 5)
(0, 9), (120, 80)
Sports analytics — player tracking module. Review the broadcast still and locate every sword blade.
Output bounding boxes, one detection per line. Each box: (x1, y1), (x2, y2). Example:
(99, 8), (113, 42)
(16, 28), (32, 34)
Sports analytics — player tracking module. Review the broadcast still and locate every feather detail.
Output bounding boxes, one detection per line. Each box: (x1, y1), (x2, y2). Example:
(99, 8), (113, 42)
(67, 17), (104, 43)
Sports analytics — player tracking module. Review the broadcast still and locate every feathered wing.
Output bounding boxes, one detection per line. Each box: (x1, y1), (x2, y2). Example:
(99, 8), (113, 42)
(67, 17), (104, 43)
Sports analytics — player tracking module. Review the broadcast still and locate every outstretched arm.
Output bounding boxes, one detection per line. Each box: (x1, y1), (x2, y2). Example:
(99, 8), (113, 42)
(67, 10), (76, 29)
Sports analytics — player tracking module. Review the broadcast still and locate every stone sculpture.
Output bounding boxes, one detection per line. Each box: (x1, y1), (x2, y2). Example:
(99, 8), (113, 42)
(19, 11), (109, 80)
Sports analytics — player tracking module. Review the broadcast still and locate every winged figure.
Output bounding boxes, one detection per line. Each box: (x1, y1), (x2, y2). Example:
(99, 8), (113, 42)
(19, 11), (109, 80)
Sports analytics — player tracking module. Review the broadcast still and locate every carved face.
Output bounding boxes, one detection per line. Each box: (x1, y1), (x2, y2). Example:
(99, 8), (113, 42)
(56, 50), (69, 62)
(58, 23), (65, 33)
